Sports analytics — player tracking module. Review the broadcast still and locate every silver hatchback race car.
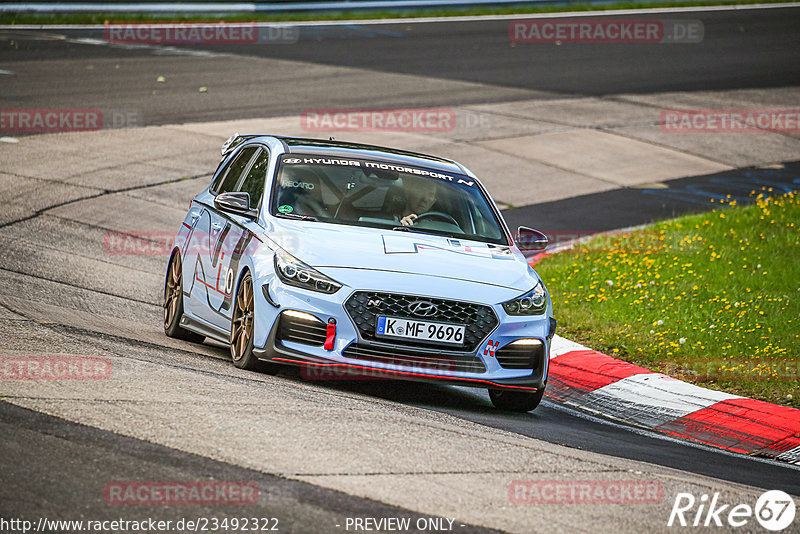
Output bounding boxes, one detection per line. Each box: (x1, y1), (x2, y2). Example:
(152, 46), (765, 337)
(164, 135), (556, 411)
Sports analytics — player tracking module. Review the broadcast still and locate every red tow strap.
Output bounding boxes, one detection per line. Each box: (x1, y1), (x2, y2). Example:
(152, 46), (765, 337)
(324, 319), (336, 351)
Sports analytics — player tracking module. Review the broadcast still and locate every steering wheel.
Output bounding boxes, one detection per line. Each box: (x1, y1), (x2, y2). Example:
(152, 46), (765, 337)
(414, 211), (461, 228)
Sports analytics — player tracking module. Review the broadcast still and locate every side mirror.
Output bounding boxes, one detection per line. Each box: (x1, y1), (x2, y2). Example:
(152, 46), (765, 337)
(214, 192), (258, 221)
(515, 226), (548, 251)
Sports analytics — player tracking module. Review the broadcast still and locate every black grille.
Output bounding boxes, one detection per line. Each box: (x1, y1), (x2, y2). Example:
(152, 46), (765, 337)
(342, 343), (486, 374)
(277, 313), (327, 347)
(495, 341), (544, 370)
(344, 291), (498, 351)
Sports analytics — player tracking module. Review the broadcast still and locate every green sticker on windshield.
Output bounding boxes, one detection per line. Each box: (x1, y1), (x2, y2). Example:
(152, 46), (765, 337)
(278, 205), (293, 214)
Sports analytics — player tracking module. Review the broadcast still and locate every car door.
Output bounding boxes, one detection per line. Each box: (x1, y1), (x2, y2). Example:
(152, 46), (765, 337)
(203, 146), (270, 331)
(186, 146), (259, 327)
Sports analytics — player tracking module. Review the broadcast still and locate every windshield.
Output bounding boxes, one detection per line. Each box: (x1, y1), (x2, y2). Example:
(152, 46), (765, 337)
(270, 154), (508, 245)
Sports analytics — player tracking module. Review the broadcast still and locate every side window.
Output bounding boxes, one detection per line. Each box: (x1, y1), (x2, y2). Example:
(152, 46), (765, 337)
(236, 148), (269, 209)
(211, 147), (258, 195)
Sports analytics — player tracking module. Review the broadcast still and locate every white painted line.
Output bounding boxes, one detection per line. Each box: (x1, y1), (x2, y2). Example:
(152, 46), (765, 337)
(0, 69), (15, 75)
(0, 137), (20, 143)
(65, 36), (221, 57)
(5, 0), (545, 14)
(284, 1), (800, 23)
(1, 2), (798, 28)
(576, 372), (741, 428)
(1, 2), (256, 13)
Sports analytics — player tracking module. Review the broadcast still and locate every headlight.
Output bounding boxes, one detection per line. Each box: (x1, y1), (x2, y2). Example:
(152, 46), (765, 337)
(274, 250), (342, 294)
(502, 282), (547, 315)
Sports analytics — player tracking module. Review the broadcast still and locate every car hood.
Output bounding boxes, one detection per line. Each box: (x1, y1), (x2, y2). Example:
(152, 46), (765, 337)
(265, 220), (537, 292)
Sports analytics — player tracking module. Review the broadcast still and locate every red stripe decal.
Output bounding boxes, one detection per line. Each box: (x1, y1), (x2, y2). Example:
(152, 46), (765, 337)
(194, 274), (232, 298)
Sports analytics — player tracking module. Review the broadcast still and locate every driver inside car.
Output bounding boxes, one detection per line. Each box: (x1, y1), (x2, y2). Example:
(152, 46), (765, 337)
(399, 177), (438, 227)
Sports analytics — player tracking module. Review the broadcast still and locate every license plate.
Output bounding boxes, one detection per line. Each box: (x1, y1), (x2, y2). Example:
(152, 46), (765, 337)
(375, 316), (465, 346)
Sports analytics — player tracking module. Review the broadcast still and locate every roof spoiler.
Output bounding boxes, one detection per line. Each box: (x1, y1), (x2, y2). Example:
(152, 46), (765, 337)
(220, 133), (259, 160)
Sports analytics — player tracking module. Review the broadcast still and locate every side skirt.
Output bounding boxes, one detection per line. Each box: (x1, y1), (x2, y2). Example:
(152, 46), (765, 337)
(179, 314), (230, 345)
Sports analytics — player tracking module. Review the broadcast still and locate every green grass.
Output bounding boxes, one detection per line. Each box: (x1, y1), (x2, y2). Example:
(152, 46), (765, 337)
(536, 189), (800, 407)
(1, 0), (796, 25)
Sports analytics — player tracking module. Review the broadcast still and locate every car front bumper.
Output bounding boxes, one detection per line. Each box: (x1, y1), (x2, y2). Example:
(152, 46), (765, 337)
(252, 276), (554, 391)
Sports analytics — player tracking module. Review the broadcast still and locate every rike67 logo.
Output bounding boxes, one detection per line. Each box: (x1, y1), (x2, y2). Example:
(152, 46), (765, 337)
(668, 490), (796, 531)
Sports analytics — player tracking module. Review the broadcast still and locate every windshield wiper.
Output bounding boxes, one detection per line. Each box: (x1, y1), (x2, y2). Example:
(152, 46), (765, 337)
(392, 226), (458, 239)
(392, 225), (426, 233)
(276, 213), (319, 222)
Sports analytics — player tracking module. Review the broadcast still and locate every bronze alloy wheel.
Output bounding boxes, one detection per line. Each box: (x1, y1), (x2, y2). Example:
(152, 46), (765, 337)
(164, 255), (182, 329)
(231, 274), (254, 362)
(230, 272), (271, 372)
(229, 273), (277, 373)
(163, 253), (204, 342)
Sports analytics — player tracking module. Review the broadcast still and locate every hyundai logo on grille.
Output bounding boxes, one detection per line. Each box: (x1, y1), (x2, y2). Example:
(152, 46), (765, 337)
(408, 300), (438, 317)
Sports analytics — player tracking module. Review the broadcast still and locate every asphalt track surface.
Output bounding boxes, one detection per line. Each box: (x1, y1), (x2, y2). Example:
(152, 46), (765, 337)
(2, 6), (800, 124)
(503, 160), (800, 233)
(2, 6), (800, 532)
(0, 402), (498, 533)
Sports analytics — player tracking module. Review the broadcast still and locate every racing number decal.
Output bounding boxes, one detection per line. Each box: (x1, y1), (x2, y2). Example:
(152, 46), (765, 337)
(191, 217), (255, 318)
(218, 231), (255, 312)
(217, 253), (235, 297)
(193, 220), (234, 299)
(221, 262), (235, 296)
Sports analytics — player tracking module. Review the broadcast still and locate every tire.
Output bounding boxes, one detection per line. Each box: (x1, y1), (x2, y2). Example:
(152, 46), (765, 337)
(230, 272), (277, 374)
(164, 252), (205, 343)
(489, 387), (545, 412)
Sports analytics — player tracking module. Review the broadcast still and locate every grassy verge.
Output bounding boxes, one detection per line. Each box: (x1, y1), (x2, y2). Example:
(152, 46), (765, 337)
(1, 0), (797, 25)
(536, 190), (800, 407)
